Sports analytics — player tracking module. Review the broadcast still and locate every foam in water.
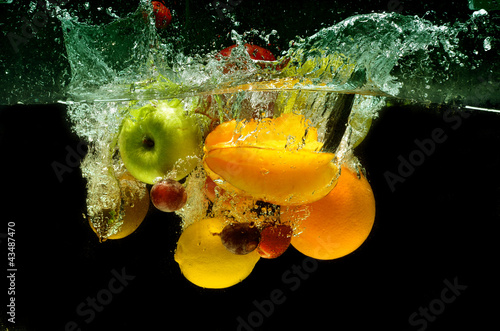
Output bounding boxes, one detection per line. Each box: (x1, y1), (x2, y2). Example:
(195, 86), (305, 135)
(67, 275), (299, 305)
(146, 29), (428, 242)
(66, 101), (129, 240)
(282, 11), (499, 105)
(56, 4), (499, 106)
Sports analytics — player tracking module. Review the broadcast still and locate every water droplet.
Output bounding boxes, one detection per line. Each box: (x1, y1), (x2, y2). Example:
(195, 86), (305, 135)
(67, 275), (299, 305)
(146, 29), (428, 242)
(214, 179), (225, 185)
(106, 7), (119, 19)
(28, 1), (37, 14)
(472, 9), (488, 18)
(483, 37), (492, 51)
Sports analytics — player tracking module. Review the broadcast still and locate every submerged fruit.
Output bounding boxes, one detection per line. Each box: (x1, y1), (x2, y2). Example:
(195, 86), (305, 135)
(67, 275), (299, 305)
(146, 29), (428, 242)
(204, 176), (224, 202)
(220, 222), (261, 255)
(257, 224), (293, 259)
(89, 172), (150, 240)
(150, 179), (187, 212)
(174, 218), (260, 289)
(217, 44), (277, 73)
(203, 113), (339, 205)
(118, 99), (202, 184)
(284, 165), (375, 260)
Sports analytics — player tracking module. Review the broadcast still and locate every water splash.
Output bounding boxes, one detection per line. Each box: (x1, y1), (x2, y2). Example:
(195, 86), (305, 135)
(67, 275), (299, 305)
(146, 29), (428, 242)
(54, 6), (499, 108)
(282, 11), (499, 106)
(54, 3), (500, 234)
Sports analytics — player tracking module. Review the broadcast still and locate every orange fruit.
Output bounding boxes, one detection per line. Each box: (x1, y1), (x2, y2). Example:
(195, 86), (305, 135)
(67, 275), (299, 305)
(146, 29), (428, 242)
(283, 164), (375, 260)
(174, 217), (260, 289)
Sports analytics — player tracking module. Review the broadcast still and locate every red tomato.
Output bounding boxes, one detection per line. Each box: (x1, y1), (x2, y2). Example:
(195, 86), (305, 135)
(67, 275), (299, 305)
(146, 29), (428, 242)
(152, 1), (172, 29)
(217, 44), (291, 72)
(216, 44), (277, 73)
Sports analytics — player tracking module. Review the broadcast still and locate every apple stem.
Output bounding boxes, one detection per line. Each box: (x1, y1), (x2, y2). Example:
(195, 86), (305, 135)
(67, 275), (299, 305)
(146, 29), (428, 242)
(142, 137), (155, 148)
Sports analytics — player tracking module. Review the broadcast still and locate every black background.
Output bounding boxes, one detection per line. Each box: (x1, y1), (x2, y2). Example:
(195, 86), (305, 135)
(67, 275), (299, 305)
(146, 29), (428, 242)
(1, 0), (499, 330)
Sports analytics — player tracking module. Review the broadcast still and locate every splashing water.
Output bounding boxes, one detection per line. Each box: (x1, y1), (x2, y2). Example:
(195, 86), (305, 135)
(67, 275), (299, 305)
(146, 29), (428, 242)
(4, 0), (496, 238)
(281, 10), (499, 106)
(55, 4), (500, 106)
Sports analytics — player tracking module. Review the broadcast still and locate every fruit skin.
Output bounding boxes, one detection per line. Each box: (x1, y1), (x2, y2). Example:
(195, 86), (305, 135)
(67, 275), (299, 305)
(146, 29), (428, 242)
(118, 99), (202, 184)
(89, 172), (150, 240)
(218, 44), (276, 62)
(194, 44), (278, 123)
(220, 222), (261, 255)
(285, 165), (375, 260)
(174, 218), (260, 289)
(204, 176), (224, 202)
(205, 148), (337, 205)
(150, 179), (187, 212)
(152, 1), (172, 29)
(257, 224), (293, 259)
(203, 114), (339, 205)
(216, 44), (278, 73)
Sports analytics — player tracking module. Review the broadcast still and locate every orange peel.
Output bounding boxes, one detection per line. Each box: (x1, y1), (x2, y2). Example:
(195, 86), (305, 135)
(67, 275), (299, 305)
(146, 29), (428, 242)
(203, 113), (339, 205)
(285, 164), (376, 260)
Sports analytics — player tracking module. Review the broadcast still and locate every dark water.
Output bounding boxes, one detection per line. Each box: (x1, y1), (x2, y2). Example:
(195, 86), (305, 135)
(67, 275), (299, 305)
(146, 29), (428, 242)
(1, 1), (499, 330)
(1, 100), (498, 331)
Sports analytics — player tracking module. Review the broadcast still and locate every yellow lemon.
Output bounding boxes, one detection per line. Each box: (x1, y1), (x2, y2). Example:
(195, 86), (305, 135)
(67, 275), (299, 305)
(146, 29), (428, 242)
(174, 218), (260, 289)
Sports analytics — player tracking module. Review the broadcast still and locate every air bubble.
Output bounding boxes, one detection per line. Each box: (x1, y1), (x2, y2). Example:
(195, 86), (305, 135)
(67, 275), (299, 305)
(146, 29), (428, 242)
(106, 7), (119, 19)
(483, 37), (492, 51)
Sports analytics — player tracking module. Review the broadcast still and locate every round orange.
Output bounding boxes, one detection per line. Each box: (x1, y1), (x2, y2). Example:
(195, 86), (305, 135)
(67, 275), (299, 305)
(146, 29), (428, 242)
(284, 164), (375, 260)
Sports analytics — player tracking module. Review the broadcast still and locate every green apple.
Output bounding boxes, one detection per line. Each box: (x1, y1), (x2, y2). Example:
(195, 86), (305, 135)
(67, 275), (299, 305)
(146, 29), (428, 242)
(118, 99), (202, 184)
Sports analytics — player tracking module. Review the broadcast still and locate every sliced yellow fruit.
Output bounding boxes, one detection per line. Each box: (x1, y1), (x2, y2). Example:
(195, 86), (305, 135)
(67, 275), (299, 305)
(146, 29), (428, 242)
(205, 147), (337, 205)
(174, 217), (260, 289)
(205, 113), (322, 152)
(203, 113), (339, 205)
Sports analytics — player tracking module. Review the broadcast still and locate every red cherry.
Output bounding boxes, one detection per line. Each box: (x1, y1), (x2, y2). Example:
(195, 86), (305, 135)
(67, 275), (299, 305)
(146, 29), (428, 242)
(152, 1), (172, 29)
(257, 224), (293, 259)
